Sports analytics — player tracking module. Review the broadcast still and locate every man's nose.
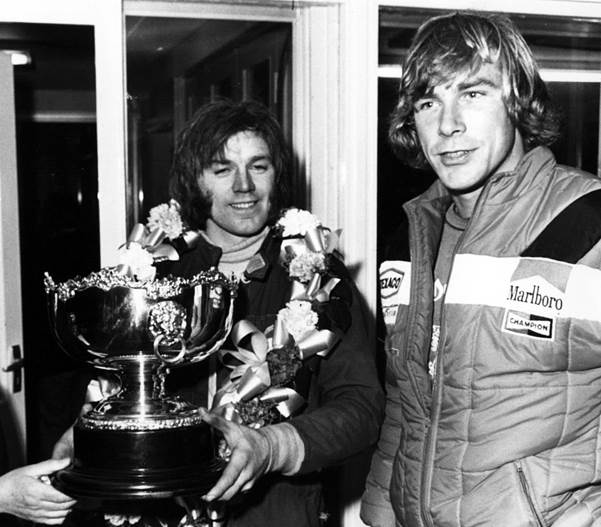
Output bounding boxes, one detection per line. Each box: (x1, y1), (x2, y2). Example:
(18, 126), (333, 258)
(438, 102), (465, 136)
(233, 169), (256, 192)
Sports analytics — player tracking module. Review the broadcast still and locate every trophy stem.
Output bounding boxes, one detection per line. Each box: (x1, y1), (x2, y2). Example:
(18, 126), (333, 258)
(84, 356), (197, 428)
(107, 355), (166, 415)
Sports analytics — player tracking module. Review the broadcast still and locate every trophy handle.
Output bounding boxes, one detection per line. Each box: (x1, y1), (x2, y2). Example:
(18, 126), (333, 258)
(153, 335), (187, 364)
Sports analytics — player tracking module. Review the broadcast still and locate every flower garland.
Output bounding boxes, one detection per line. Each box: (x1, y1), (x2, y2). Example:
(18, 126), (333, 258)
(213, 208), (351, 427)
(110, 204), (350, 428)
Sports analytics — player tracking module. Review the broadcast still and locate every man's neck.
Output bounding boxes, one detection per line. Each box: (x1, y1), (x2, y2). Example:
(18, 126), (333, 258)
(204, 218), (265, 249)
(202, 221), (269, 277)
(451, 192), (478, 220)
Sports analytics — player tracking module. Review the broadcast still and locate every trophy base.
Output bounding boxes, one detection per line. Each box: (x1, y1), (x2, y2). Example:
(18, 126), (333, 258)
(53, 420), (225, 502)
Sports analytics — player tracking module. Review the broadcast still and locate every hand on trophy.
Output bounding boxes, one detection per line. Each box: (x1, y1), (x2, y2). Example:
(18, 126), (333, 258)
(200, 409), (271, 502)
(0, 457), (76, 524)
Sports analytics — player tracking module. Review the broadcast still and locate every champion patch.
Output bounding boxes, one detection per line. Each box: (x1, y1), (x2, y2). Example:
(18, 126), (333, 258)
(380, 267), (404, 299)
(502, 309), (555, 340)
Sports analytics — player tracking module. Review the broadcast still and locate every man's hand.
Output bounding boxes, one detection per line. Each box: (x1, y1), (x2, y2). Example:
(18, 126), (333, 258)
(200, 409), (271, 502)
(0, 458), (76, 525)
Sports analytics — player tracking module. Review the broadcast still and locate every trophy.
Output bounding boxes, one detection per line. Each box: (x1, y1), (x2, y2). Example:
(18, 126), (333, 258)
(44, 266), (237, 503)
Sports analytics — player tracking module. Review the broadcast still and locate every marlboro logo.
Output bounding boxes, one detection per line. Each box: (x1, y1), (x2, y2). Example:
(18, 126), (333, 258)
(507, 283), (563, 311)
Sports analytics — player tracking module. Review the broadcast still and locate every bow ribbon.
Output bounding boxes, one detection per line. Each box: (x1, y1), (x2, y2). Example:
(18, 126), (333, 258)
(280, 225), (342, 290)
(280, 226), (341, 263)
(213, 314), (338, 425)
(126, 223), (180, 261)
(290, 274), (340, 305)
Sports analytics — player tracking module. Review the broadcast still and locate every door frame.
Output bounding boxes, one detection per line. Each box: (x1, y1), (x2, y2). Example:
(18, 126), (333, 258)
(0, 53), (25, 467)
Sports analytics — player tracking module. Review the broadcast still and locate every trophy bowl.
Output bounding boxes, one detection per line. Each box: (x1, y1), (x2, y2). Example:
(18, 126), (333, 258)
(44, 267), (237, 501)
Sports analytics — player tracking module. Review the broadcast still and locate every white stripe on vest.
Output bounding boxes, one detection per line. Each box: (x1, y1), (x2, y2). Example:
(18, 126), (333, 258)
(446, 254), (601, 322)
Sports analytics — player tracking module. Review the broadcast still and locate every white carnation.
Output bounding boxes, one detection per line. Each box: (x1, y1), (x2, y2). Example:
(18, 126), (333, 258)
(288, 252), (326, 283)
(278, 300), (318, 340)
(118, 244), (156, 281)
(146, 200), (183, 240)
(277, 208), (321, 237)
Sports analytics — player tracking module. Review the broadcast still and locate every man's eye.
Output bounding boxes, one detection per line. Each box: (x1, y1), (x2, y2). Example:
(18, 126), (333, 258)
(251, 164), (268, 172)
(415, 100), (434, 112)
(213, 166), (230, 176)
(465, 91), (483, 99)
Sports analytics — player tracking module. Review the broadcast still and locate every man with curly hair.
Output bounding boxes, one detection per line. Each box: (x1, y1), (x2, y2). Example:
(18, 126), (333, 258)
(362, 11), (601, 527)
(164, 99), (383, 526)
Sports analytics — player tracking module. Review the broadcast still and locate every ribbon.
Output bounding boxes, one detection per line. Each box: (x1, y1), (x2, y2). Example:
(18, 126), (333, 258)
(213, 320), (275, 419)
(212, 307), (341, 427)
(213, 315), (337, 425)
(219, 320), (271, 381)
(273, 311), (339, 360)
(280, 226), (343, 295)
(295, 327), (339, 359)
(126, 223), (180, 262)
(290, 275), (340, 304)
(280, 226), (342, 269)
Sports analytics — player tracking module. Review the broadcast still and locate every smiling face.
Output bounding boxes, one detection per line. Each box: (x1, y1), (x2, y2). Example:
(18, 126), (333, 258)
(198, 130), (275, 246)
(413, 62), (525, 216)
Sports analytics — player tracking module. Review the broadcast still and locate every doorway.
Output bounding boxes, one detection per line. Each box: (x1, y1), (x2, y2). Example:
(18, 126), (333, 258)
(0, 22), (100, 462)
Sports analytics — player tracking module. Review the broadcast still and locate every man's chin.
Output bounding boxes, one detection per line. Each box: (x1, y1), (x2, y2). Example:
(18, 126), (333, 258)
(225, 220), (269, 239)
(205, 216), (269, 246)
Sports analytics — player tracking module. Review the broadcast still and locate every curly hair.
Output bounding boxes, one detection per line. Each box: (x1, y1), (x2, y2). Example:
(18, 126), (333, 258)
(170, 99), (291, 230)
(389, 11), (560, 168)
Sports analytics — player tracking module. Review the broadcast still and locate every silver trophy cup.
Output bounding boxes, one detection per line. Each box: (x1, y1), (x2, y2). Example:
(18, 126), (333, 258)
(44, 268), (236, 502)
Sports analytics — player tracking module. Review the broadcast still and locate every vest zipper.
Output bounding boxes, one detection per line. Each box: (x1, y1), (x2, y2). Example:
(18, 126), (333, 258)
(419, 293), (445, 527)
(516, 461), (545, 527)
(403, 205), (434, 526)
(415, 170), (520, 525)
(418, 192), (485, 527)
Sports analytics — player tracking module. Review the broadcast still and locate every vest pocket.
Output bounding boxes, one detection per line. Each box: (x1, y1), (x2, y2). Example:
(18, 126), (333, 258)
(386, 343), (430, 417)
(543, 491), (574, 525)
(515, 460), (546, 527)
